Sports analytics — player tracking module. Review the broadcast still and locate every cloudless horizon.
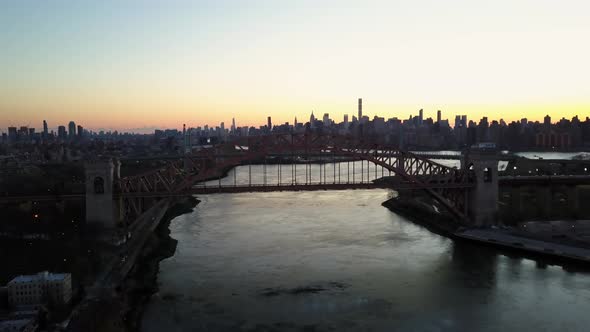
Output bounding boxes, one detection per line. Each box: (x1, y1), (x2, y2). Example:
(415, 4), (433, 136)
(2, 0), (590, 131)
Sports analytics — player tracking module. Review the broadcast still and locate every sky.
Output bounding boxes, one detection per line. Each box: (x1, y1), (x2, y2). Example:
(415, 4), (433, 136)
(1, 0), (590, 132)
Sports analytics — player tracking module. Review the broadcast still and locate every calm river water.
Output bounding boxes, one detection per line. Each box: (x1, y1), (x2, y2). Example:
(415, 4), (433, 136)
(142, 187), (590, 331)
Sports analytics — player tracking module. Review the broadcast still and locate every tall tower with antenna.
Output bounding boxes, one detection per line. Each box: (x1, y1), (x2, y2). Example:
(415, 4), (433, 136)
(358, 98), (363, 120)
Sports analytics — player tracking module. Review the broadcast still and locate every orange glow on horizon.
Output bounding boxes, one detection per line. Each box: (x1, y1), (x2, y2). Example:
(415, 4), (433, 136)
(1, 98), (588, 132)
(2, 1), (590, 132)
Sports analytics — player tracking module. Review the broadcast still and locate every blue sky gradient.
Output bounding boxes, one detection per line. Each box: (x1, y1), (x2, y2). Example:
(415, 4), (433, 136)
(1, 1), (590, 130)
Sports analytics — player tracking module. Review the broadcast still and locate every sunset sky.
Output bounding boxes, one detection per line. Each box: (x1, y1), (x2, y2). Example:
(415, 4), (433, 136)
(1, 0), (590, 132)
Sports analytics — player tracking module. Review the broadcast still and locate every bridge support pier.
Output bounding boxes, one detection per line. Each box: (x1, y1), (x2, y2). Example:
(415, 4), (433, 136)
(464, 148), (499, 227)
(536, 186), (552, 219)
(510, 186), (522, 222)
(85, 158), (125, 244)
(568, 186), (580, 219)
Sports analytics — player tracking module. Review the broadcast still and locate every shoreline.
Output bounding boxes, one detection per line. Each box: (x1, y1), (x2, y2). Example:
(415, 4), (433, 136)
(382, 195), (590, 269)
(123, 196), (199, 332)
(62, 196), (199, 332)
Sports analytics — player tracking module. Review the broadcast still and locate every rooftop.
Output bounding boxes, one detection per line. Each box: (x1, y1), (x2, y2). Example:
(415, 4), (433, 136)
(0, 318), (36, 330)
(8, 271), (70, 285)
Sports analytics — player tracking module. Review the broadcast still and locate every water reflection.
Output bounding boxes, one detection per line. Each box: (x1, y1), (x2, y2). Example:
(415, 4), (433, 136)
(143, 190), (590, 332)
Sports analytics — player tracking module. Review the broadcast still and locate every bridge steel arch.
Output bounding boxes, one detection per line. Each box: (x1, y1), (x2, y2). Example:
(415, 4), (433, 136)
(116, 133), (473, 224)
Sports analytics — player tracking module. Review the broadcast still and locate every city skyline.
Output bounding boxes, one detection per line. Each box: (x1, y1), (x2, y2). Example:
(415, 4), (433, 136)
(3, 2), (590, 331)
(2, 103), (588, 133)
(2, 1), (590, 130)
(4, 106), (589, 135)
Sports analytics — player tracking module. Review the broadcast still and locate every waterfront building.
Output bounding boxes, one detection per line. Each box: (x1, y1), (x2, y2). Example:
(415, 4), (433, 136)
(7, 271), (72, 307)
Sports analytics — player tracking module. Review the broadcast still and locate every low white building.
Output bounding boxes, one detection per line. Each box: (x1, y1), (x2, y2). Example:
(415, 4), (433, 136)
(7, 271), (72, 307)
(0, 318), (37, 332)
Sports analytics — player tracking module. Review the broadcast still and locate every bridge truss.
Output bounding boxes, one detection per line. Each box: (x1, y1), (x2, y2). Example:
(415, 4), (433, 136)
(116, 133), (474, 223)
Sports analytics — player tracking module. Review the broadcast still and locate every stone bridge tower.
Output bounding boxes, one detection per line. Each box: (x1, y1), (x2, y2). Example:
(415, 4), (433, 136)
(85, 158), (123, 241)
(462, 146), (500, 227)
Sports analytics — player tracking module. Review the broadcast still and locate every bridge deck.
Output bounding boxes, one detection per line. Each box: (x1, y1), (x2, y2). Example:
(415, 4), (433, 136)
(498, 175), (590, 185)
(123, 181), (473, 197)
(1, 175), (589, 202)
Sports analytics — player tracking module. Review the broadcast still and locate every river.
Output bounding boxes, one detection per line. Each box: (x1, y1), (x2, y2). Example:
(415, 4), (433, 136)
(142, 186), (590, 331)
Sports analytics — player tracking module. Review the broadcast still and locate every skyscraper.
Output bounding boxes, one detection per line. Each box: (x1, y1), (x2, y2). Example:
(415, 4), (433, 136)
(231, 118), (236, 133)
(43, 120), (48, 136)
(418, 109), (423, 125)
(267, 116), (272, 131)
(344, 114), (349, 127)
(8, 127), (17, 141)
(77, 125), (83, 137)
(437, 110), (442, 123)
(358, 98), (362, 120)
(58, 126), (67, 139)
(68, 121), (76, 138)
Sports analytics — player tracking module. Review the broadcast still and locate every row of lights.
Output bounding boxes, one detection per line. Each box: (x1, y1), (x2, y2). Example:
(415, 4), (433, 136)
(514, 166), (588, 172)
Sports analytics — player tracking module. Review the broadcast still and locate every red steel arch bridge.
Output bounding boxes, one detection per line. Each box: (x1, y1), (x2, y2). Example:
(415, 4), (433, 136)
(117, 133), (475, 223)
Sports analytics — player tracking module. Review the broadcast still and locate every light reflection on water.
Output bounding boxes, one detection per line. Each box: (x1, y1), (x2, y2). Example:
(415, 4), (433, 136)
(142, 189), (590, 332)
(199, 151), (586, 188)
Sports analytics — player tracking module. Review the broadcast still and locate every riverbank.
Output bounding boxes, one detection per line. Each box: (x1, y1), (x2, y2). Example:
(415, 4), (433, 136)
(122, 196), (199, 332)
(63, 196), (199, 332)
(381, 193), (460, 236)
(382, 194), (590, 267)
